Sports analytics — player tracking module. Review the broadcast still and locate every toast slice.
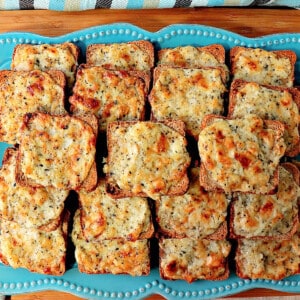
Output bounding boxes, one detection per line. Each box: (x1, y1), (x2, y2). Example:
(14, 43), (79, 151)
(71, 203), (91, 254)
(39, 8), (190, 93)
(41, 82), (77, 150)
(159, 237), (231, 283)
(0, 211), (69, 276)
(69, 65), (149, 132)
(198, 114), (286, 194)
(0, 69), (66, 145)
(157, 44), (229, 81)
(235, 227), (300, 280)
(0, 148), (69, 231)
(105, 120), (191, 200)
(16, 112), (97, 191)
(156, 167), (229, 239)
(229, 163), (300, 240)
(11, 42), (80, 88)
(78, 178), (154, 241)
(72, 210), (150, 276)
(149, 66), (227, 139)
(86, 40), (154, 71)
(230, 46), (297, 87)
(229, 79), (300, 157)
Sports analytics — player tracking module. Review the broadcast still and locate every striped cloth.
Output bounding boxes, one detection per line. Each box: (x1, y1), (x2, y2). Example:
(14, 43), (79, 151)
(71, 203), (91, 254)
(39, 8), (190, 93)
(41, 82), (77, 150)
(0, 0), (298, 10)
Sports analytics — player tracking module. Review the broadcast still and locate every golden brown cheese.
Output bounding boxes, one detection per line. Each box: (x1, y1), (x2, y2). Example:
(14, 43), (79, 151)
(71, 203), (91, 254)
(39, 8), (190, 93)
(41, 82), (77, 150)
(229, 80), (300, 156)
(105, 121), (191, 200)
(236, 229), (300, 280)
(17, 113), (96, 190)
(0, 70), (66, 145)
(156, 168), (230, 239)
(159, 238), (231, 283)
(198, 115), (286, 193)
(78, 178), (153, 241)
(230, 47), (296, 87)
(72, 211), (150, 276)
(69, 66), (147, 131)
(149, 67), (226, 138)
(232, 166), (300, 238)
(11, 42), (79, 87)
(86, 41), (154, 71)
(0, 217), (67, 275)
(0, 148), (68, 230)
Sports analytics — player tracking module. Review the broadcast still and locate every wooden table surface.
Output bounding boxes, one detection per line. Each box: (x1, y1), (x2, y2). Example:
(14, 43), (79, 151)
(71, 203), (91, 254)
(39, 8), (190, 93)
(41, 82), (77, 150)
(0, 6), (300, 300)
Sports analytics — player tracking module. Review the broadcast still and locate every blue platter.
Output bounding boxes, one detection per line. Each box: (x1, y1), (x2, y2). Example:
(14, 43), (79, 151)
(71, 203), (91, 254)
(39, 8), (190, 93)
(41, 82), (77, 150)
(0, 23), (299, 299)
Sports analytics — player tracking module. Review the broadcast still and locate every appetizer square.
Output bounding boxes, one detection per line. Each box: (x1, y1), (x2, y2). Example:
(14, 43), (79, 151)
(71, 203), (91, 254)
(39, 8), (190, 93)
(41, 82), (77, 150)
(11, 42), (79, 87)
(198, 114), (286, 194)
(229, 79), (300, 156)
(159, 237), (231, 283)
(157, 44), (229, 81)
(230, 46), (296, 87)
(72, 211), (150, 276)
(105, 121), (191, 199)
(0, 70), (66, 144)
(69, 65), (149, 132)
(0, 213), (68, 276)
(149, 66), (227, 139)
(86, 40), (154, 71)
(16, 112), (97, 191)
(156, 167), (230, 239)
(235, 229), (300, 280)
(78, 178), (154, 241)
(230, 163), (300, 240)
(0, 148), (69, 231)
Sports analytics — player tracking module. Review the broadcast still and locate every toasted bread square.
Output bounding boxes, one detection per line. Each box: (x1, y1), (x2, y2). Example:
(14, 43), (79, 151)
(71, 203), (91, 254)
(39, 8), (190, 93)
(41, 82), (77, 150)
(0, 212), (68, 276)
(86, 40), (154, 71)
(16, 112), (97, 191)
(230, 163), (300, 240)
(198, 114), (286, 194)
(156, 167), (229, 239)
(0, 148), (69, 231)
(230, 46), (296, 87)
(11, 42), (80, 88)
(69, 65), (149, 132)
(78, 178), (154, 241)
(157, 44), (229, 81)
(229, 79), (300, 157)
(235, 227), (300, 280)
(105, 121), (191, 200)
(149, 66), (227, 139)
(72, 211), (150, 276)
(0, 69), (66, 145)
(159, 237), (231, 283)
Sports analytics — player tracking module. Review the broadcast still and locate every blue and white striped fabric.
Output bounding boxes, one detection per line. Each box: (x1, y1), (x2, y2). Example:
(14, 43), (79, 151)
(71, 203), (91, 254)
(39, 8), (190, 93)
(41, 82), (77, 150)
(0, 0), (298, 10)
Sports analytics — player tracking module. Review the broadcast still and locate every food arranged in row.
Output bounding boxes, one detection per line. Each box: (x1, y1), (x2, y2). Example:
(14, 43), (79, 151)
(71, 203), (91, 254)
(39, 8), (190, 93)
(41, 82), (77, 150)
(0, 40), (298, 282)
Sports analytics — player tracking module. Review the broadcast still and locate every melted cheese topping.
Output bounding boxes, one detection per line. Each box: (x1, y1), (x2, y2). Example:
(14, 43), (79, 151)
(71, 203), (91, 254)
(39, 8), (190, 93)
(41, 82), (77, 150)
(70, 66), (146, 131)
(0, 70), (66, 144)
(150, 67), (226, 138)
(233, 166), (300, 238)
(232, 48), (294, 87)
(198, 115), (286, 193)
(19, 113), (96, 190)
(157, 168), (230, 238)
(87, 43), (152, 71)
(72, 212), (150, 275)
(0, 218), (66, 275)
(231, 82), (299, 154)
(11, 43), (78, 87)
(0, 149), (68, 229)
(79, 179), (153, 241)
(160, 238), (231, 282)
(105, 122), (191, 199)
(236, 232), (300, 280)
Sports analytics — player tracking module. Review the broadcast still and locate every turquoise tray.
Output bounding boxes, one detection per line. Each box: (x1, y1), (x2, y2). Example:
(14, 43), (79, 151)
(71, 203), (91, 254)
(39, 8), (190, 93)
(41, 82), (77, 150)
(0, 23), (299, 299)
